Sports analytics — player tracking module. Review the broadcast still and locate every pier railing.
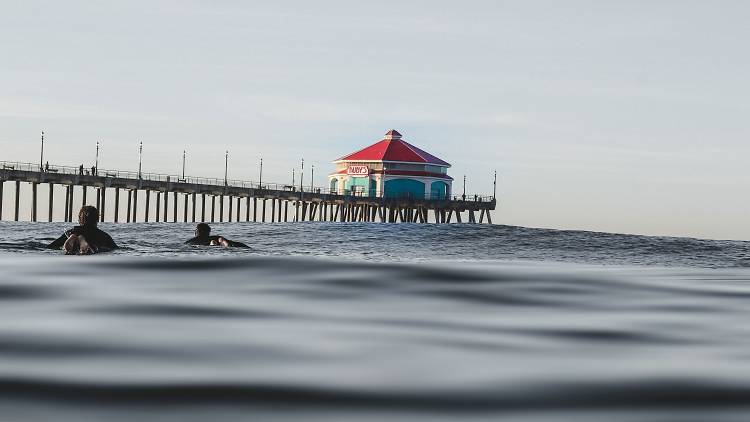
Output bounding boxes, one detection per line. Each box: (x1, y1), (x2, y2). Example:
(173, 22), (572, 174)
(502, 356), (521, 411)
(1, 160), (494, 203)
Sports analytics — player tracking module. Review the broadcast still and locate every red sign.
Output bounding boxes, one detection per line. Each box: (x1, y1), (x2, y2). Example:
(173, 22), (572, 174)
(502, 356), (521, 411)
(347, 165), (369, 177)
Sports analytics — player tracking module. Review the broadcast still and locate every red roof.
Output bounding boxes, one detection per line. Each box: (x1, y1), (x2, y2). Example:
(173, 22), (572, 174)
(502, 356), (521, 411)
(335, 130), (450, 166)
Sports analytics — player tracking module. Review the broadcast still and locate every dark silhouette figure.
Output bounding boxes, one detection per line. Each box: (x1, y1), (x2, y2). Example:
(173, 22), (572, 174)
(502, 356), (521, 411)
(79, 164), (84, 175)
(91, 166), (96, 176)
(185, 223), (248, 247)
(48, 206), (118, 254)
(44, 162), (49, 172)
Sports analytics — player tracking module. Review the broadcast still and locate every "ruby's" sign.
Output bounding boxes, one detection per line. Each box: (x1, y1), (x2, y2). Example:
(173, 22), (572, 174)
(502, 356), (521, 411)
(347, 165), (369, 177)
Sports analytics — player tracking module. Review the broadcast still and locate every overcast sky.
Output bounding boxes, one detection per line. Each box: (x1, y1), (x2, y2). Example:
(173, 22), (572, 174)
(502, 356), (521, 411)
(1, 1), (748, 240)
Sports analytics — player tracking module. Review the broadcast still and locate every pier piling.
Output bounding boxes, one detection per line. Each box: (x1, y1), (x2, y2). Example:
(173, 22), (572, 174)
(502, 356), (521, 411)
(48, 183), (53, 222)
(126, 190), (132, 223)
(211, 196), (215, 222)
(145, 190), (151, 222)
(14, 181), (21, 221)
(31, 182), (37, 222)
(155, 191), (160, 222)
(132, 189), (138, 223)
(114, 188), (120, 223)
(192, 193), (197, 223)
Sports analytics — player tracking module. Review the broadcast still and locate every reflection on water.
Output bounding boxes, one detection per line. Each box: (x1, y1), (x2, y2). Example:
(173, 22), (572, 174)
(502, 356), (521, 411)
(2, 222), (750, 420)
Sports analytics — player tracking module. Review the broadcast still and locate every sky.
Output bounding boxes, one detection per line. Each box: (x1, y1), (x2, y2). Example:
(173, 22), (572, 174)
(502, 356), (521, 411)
(1, 0), (748, 240)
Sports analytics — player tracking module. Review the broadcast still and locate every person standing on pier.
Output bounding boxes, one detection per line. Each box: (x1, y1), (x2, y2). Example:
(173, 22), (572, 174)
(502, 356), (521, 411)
(47, 206), (118, 254)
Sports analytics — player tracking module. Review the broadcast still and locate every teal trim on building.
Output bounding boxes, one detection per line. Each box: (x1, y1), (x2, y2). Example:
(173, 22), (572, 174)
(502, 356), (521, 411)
(384, 178), (425, 199)
(345, 177), (372, 196)
(430, 181), (449, 199)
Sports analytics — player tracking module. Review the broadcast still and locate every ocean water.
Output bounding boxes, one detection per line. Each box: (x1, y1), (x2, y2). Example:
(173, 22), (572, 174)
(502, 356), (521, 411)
(2, 221), (750, 421)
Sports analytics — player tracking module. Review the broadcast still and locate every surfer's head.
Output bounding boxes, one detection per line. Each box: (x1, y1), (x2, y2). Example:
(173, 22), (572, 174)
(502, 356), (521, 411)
(78, 206), (99, 228)
(196, 223), (211, 238)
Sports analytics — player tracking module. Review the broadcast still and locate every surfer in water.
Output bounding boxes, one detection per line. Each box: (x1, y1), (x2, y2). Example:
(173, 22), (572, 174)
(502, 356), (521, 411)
(185, 223), (249, 248)
(47, 206), (118, 254)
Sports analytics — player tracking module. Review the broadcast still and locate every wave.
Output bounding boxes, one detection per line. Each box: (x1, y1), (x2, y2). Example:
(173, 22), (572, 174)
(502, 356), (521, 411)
(1, 376), (750, 412)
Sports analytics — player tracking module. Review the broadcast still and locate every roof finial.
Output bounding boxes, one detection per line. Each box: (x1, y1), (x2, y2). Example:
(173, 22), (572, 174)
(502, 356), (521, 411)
(384, 129), (402, 140)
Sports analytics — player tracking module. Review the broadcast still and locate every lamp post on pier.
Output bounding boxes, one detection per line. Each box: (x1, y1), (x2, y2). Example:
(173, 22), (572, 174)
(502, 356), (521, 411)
(300, 158), (304, 192)
(259, 158), (263, 188)
(292, 168), (295, 188)
(493, 171), (497, 200)
(95, 141), (100, 174)
(40, 131), (44, 171)
(310, 165), (314, 191)
(182, 149), (186, 180)
(381, 164), (386, 198)
(224, 150), (229, 186)
(462, 175), (466, 201)
(138, 142), (143, 179)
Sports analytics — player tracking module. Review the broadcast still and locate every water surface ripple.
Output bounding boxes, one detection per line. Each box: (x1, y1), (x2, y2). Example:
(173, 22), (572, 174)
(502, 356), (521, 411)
(2, 222), (750, 421)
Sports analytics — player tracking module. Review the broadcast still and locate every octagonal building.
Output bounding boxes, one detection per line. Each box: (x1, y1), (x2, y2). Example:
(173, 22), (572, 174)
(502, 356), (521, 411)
(328, 130), (453, 200)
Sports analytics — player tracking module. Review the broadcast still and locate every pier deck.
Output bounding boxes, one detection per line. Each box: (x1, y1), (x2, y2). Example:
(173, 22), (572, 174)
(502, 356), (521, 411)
(1, 161), (496, 224)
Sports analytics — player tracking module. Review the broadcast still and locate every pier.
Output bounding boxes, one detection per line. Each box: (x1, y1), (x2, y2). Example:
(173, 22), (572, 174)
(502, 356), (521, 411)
(0, 161), (496, 224)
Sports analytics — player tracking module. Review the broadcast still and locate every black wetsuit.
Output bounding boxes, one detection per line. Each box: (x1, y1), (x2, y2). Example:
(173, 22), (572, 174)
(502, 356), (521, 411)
(48, 226), (118, 252)
(184, 235), (220, 246)
(185, 236), (249, 247)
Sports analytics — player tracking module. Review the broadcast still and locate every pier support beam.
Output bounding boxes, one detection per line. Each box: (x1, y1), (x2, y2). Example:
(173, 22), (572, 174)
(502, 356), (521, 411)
(63, 186), (68, 221)
(271, 198), (275, 223)
(192, 193), (197, 223)
(253, 197), (257, 222)
(228, 195), (232, 222)
(100, 188), (106, 221)
(82, 186), (88, 208)
(219, 195), (224, 222)
(144, 190), (150, 222)
(236, 197), (241, 222)
(69, 186), (75, 222)
(48, 183), (53, 222)
(202, 194), (206, 222)
(114, 188), (120, 223)
(245, 197), (250, 222)
(486, 210), (492, 224)
(162, 190), (167, 222)
(184, 193), (188, 223)
(126, 190), (132, 223)
(173, 192), (178, 223)
(211, 196), (215, 222)
(63, 186), (68, 222)
(262, 199), (266, 222)
(132, 189), (138, 223)
(14, 180), (21, 221)
(155, 192), (160, 222)
(31, 182), (38, 222)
